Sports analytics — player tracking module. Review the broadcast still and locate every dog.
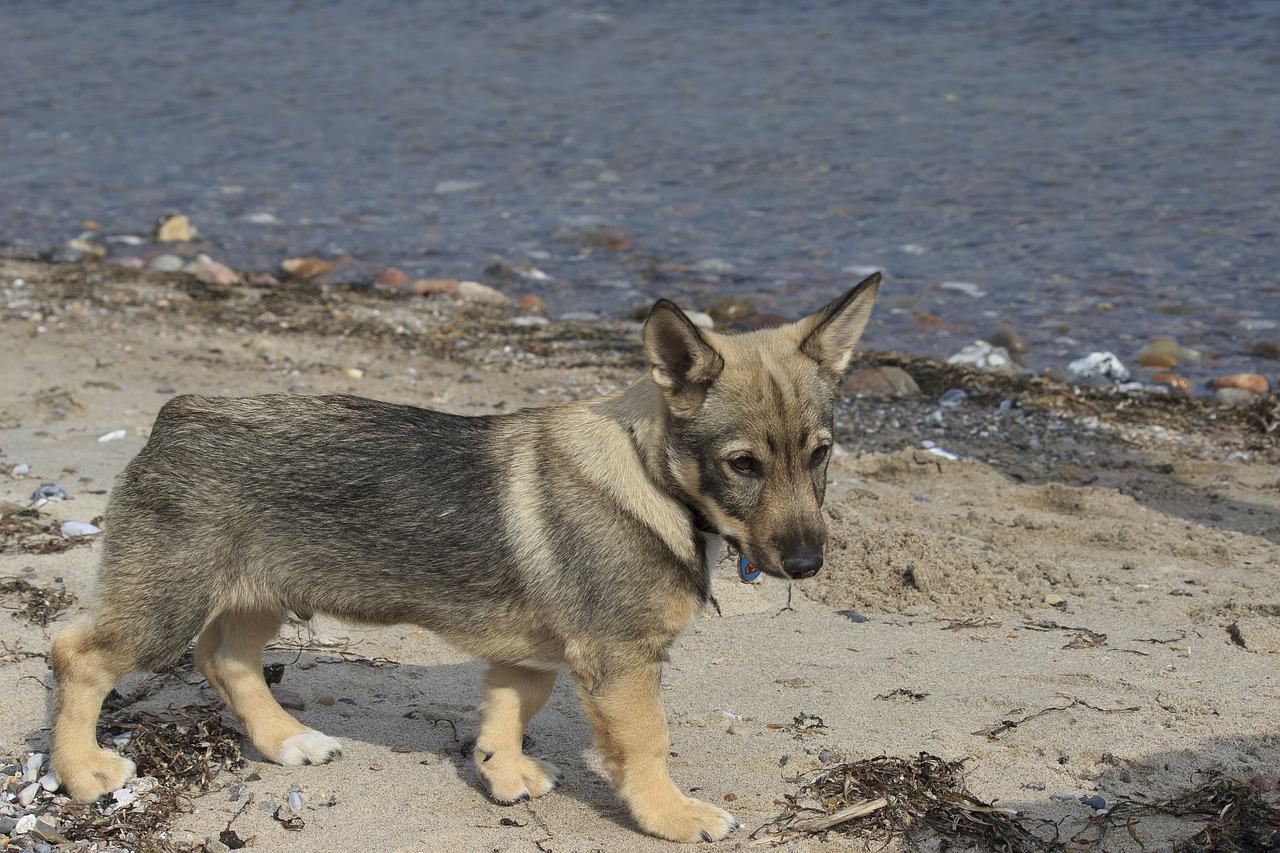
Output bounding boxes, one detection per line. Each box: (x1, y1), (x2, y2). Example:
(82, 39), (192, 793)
(50, 273), (879, 842)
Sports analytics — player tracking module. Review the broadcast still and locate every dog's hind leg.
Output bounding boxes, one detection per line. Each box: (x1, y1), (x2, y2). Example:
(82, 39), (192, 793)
(475, 663), (562, 803)
(194, 608), (342, 767)
(50, 620), (140, 801)
(574, 662), (737, 843)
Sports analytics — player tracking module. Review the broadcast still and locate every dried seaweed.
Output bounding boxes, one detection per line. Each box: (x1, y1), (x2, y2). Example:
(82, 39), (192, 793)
(0, 575), (77, 627)
(58, 702), (245, 851)
(0, 506), (86, 555)
(972, 693), (1140, 742)
(754, 752), (1064, 851)
(1078, 770), (1280, 852)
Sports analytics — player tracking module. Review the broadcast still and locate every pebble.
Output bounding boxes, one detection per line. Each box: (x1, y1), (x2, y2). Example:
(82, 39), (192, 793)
(12, 463), (30, 475)
(939, 280), (986, 298)
(1024, 780), (1046, 791)
(404, 278), (458, 297)
(149, 253), (185, 272)
(1138, 337), (1201, 366)
(1210, 373), (1269, 396)
(840, 366), (921, 398)
(1049, 793), (1076, 802)
(986, 329), (1027, 354)
(517, 293), (548, 314)
(280, 257), (335, 281)
(60, 521), (102, 538)
(17, 783), (38, 807)
(938, 388), (968, 407)
(373, 267), (410, 290)
(840, 610), (870, 623)
(187, 254), (240, 287)
(152, 213), (197, 243)
(14, 814), (35, 835)
(273, 689), (306, 710)
(67, 237), (107, 260)
(456, 280), (511, 306)
(41, 244), (83, 264)
(287, 790), (309, 812)
(98, 429), (127, 442)
(1215, 387), (1261, 406)
(947, 341), (1016, 374)
(1249, 340), (1280, 358)
(1079, 794), (1107, 810)
(30, 484), (67, 502)
(1066, 352), (1130, 383)
(1137, 352), (1177, 369)
(115, 256), (147, 270)
(1044, 594), (1066, 607)
(705, 296), (757, 324)
(1150, 373), (1192, 396)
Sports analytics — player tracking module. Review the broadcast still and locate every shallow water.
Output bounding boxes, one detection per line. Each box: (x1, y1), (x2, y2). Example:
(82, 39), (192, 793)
(4, 0), (1279, 385)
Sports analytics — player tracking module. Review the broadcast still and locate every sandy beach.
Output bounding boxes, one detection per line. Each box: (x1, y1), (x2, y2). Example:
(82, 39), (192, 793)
(2, 257), (1278, 852)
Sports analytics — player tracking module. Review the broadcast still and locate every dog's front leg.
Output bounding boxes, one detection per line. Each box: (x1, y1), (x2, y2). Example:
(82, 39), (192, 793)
(574, 661), (736, 843)
(475, 663), (563, 803)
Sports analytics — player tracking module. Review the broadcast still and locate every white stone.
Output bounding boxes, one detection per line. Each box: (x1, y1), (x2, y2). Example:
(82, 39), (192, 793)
(61, 521), (103, 537)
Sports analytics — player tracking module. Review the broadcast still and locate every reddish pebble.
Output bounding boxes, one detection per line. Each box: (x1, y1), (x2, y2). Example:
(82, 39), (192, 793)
(1150, 373), (1191, 396)
(1210, 373), (1269, 395)
(404, 278), (458, 297)
(1138, 353), (1177, 369)
(373, 266), (410, 289)
(518, 293), (548, 314)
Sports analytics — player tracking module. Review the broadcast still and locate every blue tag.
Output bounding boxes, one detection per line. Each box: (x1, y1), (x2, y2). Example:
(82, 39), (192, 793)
(738, 554), (760, 582)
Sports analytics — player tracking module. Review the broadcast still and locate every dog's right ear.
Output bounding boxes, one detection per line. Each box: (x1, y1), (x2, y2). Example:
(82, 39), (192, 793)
(644, 300), (724, 415)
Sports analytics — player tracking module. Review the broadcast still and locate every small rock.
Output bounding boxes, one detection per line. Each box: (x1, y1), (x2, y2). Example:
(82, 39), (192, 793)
(947, 341), (1016, 374)
(0, 817), (15, 834)
(1066, 352), (1130, 383)
(456, 280), (511, 306)
(1210, 373), (1269, 396)
(187, 254), (240, 287)
(373, 267), (410, 290)
(1215, 387), (1261, 406)
(31, 484), (68, 502)
(1080, 794), (1107, 810)
(344, 368), (365, 379)
(517, 293), (548, 314)
(1044, 594), (1066, 608)
(149, 253), (185, 272)
(98, 429), (127, 442)
(938, 388), (968, 407)
(115, 256), (147, 270)
(1138, 337), (1201, 366)
(1150, 373), (1192, 396)
(987, 329), (1027, 354)
(273, 689), (306, 711)
(249, 272), (280, 287)
(67, 237), (107, 260)
(705, 296), (757, 324)
(280, 257), (335, 281)
(839, 611), (870, 623)
(287, 790), (309, 812)
(404, 278), (458, 297)
(61, 521), (102, 538)
(14, 813), (36, 835)
(18, 782), (39, 807)
(1249, 340), (1280, 359)
(840, 366), (921, 398)
(1025, 780), (1046, 791)
(152, 214), (197, 243)
(1050, 793), (1076, 803)
(41, 244), (83, 264)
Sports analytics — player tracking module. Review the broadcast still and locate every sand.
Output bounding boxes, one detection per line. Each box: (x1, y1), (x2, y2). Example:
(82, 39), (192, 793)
(1, 258), (1277, 852)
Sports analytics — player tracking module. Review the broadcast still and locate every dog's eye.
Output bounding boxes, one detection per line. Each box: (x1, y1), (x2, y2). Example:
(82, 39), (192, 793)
(810, 445), (830, 467)
(729, 455), (760, 476)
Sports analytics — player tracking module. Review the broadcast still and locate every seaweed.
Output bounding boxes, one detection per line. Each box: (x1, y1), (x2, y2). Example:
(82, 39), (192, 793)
(0, 575), (77, 627)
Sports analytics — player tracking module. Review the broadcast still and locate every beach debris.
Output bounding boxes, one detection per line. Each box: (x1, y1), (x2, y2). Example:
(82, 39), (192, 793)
(59, 520), (102, 538)
(766, 712), (827, 736)
(874, 688), (927, 703)
(0, 576), (77, 625)
(753, 752), (1061, 850)
(972, 693), (1139, 742)
(1066, 351), (1130, 384)
(948, 340), (1016, 373)
(30, 483), (68, 502)
(1077, 770), (1280, 851)
(152, 213), (197, 243)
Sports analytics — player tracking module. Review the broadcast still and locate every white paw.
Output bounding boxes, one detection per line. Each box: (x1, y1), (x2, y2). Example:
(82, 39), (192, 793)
(278, 730), (343, 766)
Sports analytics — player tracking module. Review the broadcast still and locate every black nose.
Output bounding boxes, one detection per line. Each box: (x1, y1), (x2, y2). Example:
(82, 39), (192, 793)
(782, 551), (823, 579)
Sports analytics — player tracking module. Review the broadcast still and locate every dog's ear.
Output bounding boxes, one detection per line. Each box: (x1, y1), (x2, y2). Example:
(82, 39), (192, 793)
(644, 300), (725, 414)
(797, 272), (880, 379)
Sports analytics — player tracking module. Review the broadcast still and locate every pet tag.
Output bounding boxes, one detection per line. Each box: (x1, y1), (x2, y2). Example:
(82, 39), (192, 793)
(738, 554), (760, 582)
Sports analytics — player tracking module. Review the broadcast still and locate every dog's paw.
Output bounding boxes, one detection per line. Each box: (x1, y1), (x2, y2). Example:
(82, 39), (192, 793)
(56, 748), (136, 802)
(636, 795), (737, 844)
(277, 729), (343, 766)
(478, 751), (564, 804)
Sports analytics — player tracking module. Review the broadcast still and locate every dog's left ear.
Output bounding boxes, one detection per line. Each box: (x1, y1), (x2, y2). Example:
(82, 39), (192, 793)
(797, 272), (880, 379)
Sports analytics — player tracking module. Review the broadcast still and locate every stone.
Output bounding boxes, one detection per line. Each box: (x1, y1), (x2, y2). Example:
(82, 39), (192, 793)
(1138, 337), (1201, 366)
(405, 278), (458, 297)
(517, 293), (548, 314)
(455, 281), (511, 306)
(840, 366), (921, 398)
(67, 238), (107, 260)
(280, 257), (334, 281)
(115, 256), (147, 270)
(939, 280), (986, 298)
(152, 214), (197, 243)
(1211, 373), (1269, 396)
(1150, 373), (1192, 396)
(187, 254), (240, 287)
(1066, 352), (1130, 383)
(273, 688), (306, 711)
(947, 341), (1017, 374)
(372, 267), (410, 290)
(149, 253), (185, 272)
(1249, 340), (1280, 359)
(987, 329), (1027, 354)
(41, 244), (82, 264)
(705, 296), (757, 324)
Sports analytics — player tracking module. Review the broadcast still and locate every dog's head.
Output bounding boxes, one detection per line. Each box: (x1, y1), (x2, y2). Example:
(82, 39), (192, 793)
(644, 274), (879, 579)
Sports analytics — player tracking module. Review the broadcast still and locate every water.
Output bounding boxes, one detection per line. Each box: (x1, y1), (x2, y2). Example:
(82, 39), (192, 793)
(4, 0), (1279, 383)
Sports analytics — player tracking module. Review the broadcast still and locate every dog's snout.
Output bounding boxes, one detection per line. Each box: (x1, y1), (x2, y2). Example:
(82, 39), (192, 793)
(781, 550), (823, 579)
